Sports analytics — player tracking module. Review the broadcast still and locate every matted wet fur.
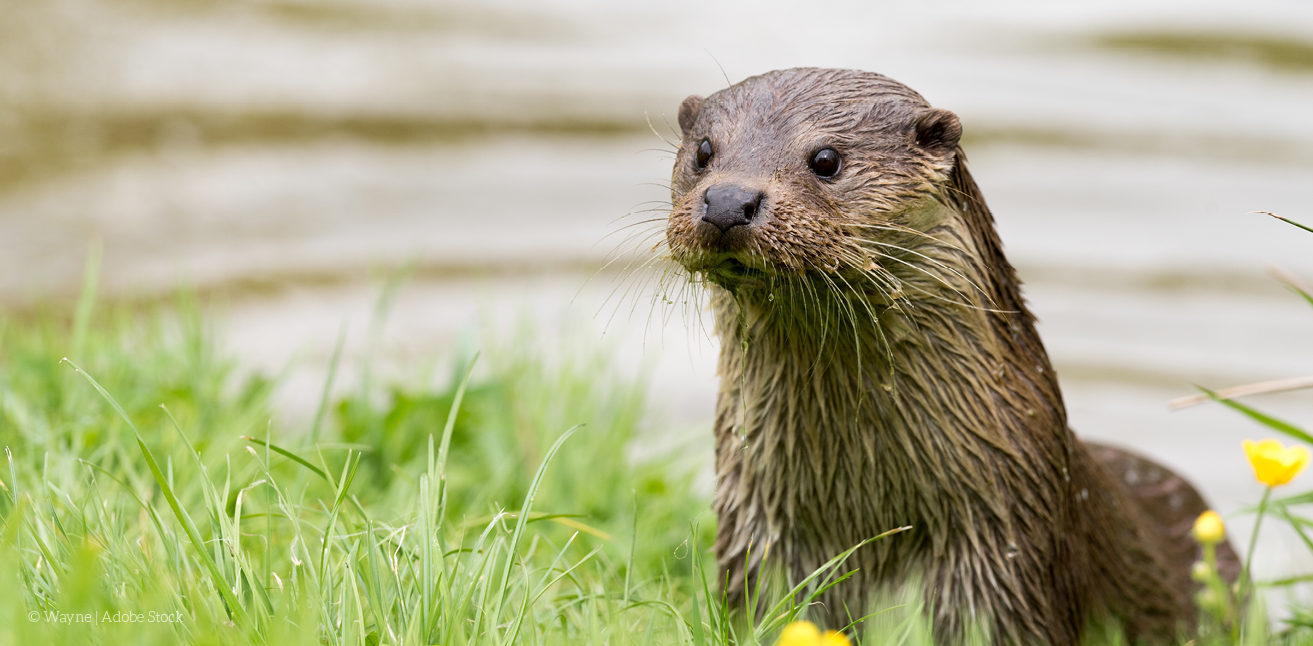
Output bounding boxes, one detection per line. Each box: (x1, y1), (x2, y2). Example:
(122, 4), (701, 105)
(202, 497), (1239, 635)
(660, 68), (1239, 644)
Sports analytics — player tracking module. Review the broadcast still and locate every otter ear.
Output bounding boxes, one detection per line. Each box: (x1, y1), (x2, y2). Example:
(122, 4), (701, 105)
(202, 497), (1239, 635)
(912, 108), (962, 156)
(678, 95), (705, 135)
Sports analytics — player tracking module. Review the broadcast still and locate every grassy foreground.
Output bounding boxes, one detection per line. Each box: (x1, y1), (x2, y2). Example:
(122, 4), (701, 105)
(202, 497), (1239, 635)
(0, 292), (941, 646)
(2, 223), (1313, 645)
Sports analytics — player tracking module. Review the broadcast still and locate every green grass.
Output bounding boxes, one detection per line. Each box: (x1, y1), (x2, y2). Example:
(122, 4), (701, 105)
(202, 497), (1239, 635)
(3, 216), (1313, 645)
(0, 298), (686, 645)
(0, 292), (911, 646)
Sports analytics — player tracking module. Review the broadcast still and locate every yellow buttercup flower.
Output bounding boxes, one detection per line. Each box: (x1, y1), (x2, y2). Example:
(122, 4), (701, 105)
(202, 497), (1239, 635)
(1243, 439), (1311, 487)
(1192, 510), (1226, 545)
(776, 621), (851, 646)
(821, 630), (853, 646)
(777, 621), (821, 646)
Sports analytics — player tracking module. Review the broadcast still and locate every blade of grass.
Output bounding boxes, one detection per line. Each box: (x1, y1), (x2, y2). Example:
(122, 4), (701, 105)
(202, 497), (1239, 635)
(162, 405), (274, 618)
(77, 460), (173, 554)
(839, 604), (906, 635)
(1256, 211), (1313, 235)
(438, 352), (480, 502)
(1198, 386), (1313, 445)
(686, 522), (709, 646)
(4, 448), (16, 506)
(1261, 572), (1313, 587)
(241, 436), (329, 482)
(318, 452), (361, 579)
(466, 516), (510, 645)
(70, 238), (101, 362)
(421, 352), (478, 639)
(62, 359), (256, 637)
(1268, 266), (1313, 310)
(625, 493), (637, 604)
(755, 526), (912, 639)
(308, 320), (348, 445)
(362, 520), (395, 643)
(234, 478), (275, 614)
(490, 424), (583, 637)
(416, 354), (483, 638)
(459, 511), (612, 541)
(1168, 375), (1313, 411)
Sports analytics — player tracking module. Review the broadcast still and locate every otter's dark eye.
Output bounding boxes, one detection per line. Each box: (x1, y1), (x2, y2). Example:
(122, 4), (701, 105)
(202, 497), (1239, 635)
(809, 147), (841, 178)
(695, 138), (713, 170)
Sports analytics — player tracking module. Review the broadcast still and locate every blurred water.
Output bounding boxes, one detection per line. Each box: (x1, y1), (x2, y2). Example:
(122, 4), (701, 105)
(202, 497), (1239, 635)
(3, 0), (1313, 606)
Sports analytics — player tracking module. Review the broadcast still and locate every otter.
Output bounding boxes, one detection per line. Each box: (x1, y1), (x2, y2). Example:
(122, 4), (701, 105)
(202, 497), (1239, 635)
(662, 68), (1238, 644)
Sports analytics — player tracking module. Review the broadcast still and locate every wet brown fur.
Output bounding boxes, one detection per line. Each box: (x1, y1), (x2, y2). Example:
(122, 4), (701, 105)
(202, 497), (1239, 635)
(661, 68), (1238, 644)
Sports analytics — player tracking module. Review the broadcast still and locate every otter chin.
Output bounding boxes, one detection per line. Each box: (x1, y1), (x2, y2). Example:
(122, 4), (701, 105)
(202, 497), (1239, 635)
(663, 68), (1237, 645)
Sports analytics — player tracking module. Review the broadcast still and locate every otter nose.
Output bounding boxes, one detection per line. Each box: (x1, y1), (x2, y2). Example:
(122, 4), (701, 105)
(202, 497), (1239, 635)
(702, 184), (764, 233)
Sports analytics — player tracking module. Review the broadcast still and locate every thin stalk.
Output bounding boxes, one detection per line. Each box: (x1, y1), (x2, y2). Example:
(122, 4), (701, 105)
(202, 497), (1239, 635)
(1236, 486), (1272, 643)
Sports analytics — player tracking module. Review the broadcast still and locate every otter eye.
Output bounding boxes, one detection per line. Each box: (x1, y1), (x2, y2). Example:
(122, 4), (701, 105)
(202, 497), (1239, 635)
(809, 147), (841, 178)
(695, 138), (713, 170)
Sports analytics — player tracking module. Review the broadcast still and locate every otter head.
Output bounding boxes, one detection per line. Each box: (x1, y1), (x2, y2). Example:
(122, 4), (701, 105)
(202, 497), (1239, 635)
(665, 68), (969, 304)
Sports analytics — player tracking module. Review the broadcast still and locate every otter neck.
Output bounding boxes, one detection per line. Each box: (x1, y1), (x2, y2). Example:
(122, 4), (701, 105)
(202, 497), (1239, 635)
(709, 182), (1071, 568)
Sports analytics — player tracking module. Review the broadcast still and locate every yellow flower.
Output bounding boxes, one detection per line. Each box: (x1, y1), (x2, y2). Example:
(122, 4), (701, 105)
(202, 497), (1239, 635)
(777, 621), (821, 646)
(821, 630), (852, 646)
(776, 621), (851, 646)
(1243, 439), (1311, 486)
(1192, 510), (1226, 545)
